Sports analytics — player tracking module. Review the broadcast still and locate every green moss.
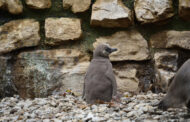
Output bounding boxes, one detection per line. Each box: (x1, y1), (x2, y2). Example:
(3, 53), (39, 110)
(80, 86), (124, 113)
(123, 0), (134, 10)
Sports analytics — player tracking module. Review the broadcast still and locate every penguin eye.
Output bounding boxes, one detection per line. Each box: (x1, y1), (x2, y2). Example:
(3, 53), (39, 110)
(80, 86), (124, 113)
(105, 47), (112, 53)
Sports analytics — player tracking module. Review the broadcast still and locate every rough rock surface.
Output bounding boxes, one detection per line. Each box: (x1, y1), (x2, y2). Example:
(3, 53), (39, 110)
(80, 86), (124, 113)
(45, 18), (82, 45)
(60, 61), (90, 96)
(63, 0), (91, 13)
(114, 65), (139, 93)
(154, 50), (178, 71)
(150, 31), (190, 50)
(153, 50), (178, 92)
(113, 62), (155, 93)
(0, 92), (189, 121)
(0, 19), (40, 54)
(12, 49), (89, 98)
(179, 0), (190, 21)
(0, 0), (3, 8)
(0, 0), (23, 14)
(91, 0), (134, 28)
(93, 30), (150, 61)
(0, 56), (17, 98)
(134, 0), (174, 24)
(25, 0), (51, 9)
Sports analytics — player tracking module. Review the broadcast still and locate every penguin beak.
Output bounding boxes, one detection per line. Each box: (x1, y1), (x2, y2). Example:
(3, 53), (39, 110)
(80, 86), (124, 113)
(111, 48), (117, 53)
(106, 47), (118, 53)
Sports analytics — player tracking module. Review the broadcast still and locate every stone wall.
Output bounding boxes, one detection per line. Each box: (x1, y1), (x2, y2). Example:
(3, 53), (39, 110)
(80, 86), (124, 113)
(0, 0), (190, 98)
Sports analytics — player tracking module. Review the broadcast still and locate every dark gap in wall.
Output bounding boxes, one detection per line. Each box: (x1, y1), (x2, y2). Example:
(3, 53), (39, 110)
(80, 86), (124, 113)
(2, 47), (39, 57)
(178, 49), (190, 68)
(0, 55), (18, 98)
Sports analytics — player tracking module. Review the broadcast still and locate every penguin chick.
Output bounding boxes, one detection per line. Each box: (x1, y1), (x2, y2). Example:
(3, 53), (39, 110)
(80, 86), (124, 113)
(82, 44), (118, 104)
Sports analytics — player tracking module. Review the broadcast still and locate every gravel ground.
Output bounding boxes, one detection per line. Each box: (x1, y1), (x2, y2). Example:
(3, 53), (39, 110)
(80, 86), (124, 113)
(0, 91), (190, 122)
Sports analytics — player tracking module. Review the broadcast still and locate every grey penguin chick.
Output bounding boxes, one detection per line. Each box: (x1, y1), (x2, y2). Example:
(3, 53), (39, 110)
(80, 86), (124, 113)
(82, 44), (118, 104)
(158, 59), (190, 110)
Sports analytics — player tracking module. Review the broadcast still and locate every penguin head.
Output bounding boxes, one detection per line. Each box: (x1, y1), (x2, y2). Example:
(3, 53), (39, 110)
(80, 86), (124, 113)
(93, 43), (117, 58)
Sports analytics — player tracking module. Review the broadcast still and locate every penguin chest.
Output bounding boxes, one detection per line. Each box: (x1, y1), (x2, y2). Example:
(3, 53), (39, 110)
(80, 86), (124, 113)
(86, 61), (113, 91)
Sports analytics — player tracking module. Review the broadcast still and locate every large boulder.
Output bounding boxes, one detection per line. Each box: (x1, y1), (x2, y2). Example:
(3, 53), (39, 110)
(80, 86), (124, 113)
(134, 0), (174, 24)
(91, 0), (134, 28)
(150, 30), (190, 50)
(12, 49), (89, 98)
(153, 50), (178, 92)
(0, 19), (40, 55)
(0, 56), (17, 98)
(113, 62), (154, 93)
(25, 0), (51, 9)
(45, 18), (82, 45)
(0, 0), (23, 14)
(93, 30), (150, 61)
(179, 0), (190, 21)
(63, 0), (91, 13)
